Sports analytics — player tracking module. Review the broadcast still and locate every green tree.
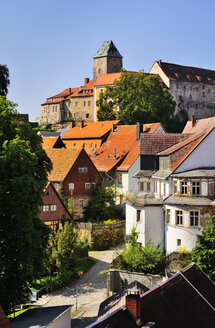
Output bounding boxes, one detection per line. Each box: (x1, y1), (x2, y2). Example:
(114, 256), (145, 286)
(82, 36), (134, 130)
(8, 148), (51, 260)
(191, 217), (215, 281)
(97, 70), (183, 132)
(0, 65), (10, 96)
(0, 96), (52, 313)
(96, 89), (117, 121)
(83, 184), (116, 223)
(120, 227), (165, 274)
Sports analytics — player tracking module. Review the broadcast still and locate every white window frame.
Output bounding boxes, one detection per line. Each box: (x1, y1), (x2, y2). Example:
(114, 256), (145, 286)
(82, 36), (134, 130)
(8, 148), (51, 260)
(181, 181), (187, 195)
(85, 183), (91, 190)
(50, 204), (57, 211)
(43, 205), (49, 212)
(78, 167), (87, 173)
(69, 183), (74, 190)
(192, 181), (200, 195)
(54, 183), (60, 191)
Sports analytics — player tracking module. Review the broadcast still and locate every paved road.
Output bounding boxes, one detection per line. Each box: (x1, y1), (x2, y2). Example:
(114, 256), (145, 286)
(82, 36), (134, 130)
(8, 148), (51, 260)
(43, 246), (122, 327)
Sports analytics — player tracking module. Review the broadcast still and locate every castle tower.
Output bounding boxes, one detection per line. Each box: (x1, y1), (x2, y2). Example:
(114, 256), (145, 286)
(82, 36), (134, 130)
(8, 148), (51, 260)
(93, 40), (123, 83)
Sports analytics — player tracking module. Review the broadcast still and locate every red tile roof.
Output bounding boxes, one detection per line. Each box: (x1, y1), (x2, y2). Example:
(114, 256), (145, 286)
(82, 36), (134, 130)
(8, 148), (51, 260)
(42, 87), (79, 105)
(94, 73), (122, 86)
(42, 137), (59, 150)
(92, 123), (162, 173)
(183, 116), (215, 135)
(62, 120), (122, 139)
(70, 79), (94, 98)
(157, 60), (215, 85)
(117, 140), (140, 171)
(45, 148), (82, 181)
(63, 139), (102, 155)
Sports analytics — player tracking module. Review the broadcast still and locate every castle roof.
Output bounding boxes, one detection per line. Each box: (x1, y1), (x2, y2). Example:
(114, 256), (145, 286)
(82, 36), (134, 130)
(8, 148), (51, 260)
(94, 40), (122, 59)
(156, 60), (215, 85)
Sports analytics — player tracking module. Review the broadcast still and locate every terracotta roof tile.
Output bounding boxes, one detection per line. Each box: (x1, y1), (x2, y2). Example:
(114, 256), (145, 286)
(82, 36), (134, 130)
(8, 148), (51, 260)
(117, 140), (140, 171)
(158, 60), (215, 85)
(45, 148), (82, 181)
(47, 87), (79, 100)
(183, 116), (215, 135)
(94, 73), (122, 86)
(62, 120), (122, 139)
(42, 137), (59, 149)
(64, 139), (102, 155)
(92, 123), (162, 173)
(70, 79), (94, 98)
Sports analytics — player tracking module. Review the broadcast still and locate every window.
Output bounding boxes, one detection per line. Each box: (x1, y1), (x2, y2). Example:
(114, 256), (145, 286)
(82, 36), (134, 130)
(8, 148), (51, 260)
(181, 181), (187, 194)
(176, 210), (183, 225)
(139, 182), (144, 191)
(203, 92), (205, 97)
(100, 88), (104, 93)
(166, 209), (171, 224)
(50, 204), (56, 211)
(190, 211), (199, 226)
(202, 85), (205, 90)
(69, 183), (74, 190)
(137, 210), (141, 222)
(78, 167), (87, 173)
(43, 205), (49, 212)
(196, 87), (198, 91)
(177, 239), (181, 246)
(84, 101), (86, 107)
(75, 101), (78, 107)
(85, 183), (91, 190)
(183, 85), (186, 91)
(79, 199), (84, 207)
(118, 173), (122, 184)
(88, 101), (91, 106)
(54, 183), (59, 191)
(208, 89), (210, 93)
(147, 182), (151, 192)
(192, 181), (200, 195)
(86, 113), (89, 118)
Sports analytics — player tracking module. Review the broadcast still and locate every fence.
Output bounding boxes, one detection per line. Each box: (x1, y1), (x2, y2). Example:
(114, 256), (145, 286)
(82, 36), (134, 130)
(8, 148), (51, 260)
(75, 221), (125, 249)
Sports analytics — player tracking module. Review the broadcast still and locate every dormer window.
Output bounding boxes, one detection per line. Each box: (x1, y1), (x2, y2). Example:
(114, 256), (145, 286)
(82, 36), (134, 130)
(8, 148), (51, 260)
(181, 181), (187, 194)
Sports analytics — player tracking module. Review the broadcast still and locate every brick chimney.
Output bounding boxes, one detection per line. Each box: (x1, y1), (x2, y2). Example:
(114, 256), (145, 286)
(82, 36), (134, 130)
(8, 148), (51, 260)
(85, 78), (89, 86)
(158, 59), (162, 65)
(126, 293), (141, 320)
(191, 115), (196, 128)
(70, 121), (76, 128)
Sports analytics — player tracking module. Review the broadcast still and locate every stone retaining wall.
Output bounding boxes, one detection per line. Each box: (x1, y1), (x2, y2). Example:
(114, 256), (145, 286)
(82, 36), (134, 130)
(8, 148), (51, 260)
(109, 268), (166, 292)
(75, 221), (125, 250)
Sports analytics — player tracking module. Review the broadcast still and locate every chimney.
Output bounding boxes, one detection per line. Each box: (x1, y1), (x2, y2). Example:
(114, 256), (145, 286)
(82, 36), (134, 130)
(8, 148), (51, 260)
(191, 115), (196, 128)
(158, 59), (162, 65)
(136, 121), (143, 140)
(85, 78), (89, 86)
(68, 87), (71, 94)
(70, 121), (76, 128)
(81, 120), (85, 128)
(126, 293), (141, 320)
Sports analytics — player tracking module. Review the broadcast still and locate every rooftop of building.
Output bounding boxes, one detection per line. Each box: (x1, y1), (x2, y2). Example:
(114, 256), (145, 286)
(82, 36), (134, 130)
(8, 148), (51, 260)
(45, 148), (82, 181)
(156, 60), (215, 85)
(94, 40), (123, 59)
(62, 120), (122, 139)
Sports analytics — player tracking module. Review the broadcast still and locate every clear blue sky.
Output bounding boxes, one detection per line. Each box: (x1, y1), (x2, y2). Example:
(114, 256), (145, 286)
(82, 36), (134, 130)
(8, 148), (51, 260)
(1, 0), (215, 121)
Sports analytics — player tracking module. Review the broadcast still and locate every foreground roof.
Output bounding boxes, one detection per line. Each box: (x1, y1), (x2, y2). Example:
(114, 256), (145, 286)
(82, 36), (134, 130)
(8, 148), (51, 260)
(156, 60), (215, 86)
(62, 120), (122, 139)
(11, 305), (71, 328)
(139, 263), (215, 327)
(45, 148), (82, 181)
(183, 116), (215, 134)
(94, 40), (122, 59)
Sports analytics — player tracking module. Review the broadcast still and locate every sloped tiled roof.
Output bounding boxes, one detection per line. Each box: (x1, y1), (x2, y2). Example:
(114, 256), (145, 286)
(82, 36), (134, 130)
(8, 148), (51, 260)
(63, 139), (102, 155)
(140, 133), (189, 154)
(183, 116), (215, 134)
(0, 306), (12, 328)
(117, 140), (140, 171)
(45, 148), (82, 181)
(62, 120), (122, 139)
(42, 137), (65, 150)
(94, 40), (122, 59)
(157, 60), (215, 86)
(92, 123), (161, 173)
(70, 80), (94, 98)
(42, 87), (79, 105)
(94, 73), (122, 86)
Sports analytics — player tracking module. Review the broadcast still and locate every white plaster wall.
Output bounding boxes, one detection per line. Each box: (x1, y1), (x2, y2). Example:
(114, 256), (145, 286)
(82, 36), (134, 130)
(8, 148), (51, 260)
(126, 203), (164, 249)
(149, 61), (170, 88)
(164, 205), (202, 252)
(128, 156), (140, 193)
(201, 181), (208, 196)
(175, 128), (215, 173)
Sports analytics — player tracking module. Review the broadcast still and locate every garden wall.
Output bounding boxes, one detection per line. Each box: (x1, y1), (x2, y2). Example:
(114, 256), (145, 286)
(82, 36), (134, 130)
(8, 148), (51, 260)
(75, 221), (125, 250)
(109, 268), (166, 292)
